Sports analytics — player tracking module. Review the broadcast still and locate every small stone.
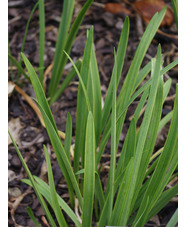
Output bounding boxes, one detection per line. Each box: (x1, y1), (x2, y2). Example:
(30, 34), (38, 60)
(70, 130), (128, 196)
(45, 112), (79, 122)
(116, 20), (123, 30)
(11, 154), (21, 168)
(102, 12), (115, 27)
(8, 187), (22, 197)
(96, 38), (105, 49)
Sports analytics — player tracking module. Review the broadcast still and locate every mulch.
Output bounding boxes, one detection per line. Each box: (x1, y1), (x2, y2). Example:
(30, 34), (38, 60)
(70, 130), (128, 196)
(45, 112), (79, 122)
(8, 0), (178, 226)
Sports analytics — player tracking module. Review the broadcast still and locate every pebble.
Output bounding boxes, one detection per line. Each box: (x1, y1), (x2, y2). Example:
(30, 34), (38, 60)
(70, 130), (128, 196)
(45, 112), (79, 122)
(11, 154), (21, 168)
(8, 187), (22, 197)
(102, 12), (115, 27)
(116, 20), (123, 30)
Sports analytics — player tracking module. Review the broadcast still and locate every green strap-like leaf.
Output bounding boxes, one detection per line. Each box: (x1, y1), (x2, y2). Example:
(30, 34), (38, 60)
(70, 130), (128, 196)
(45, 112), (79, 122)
(115, 118), (136, 180)
(171, 0), (178, 30)
(89, 40), (102, 146)
(82, 112), (95, 227)
(158, 110), (173, 132)
(163, 78), (172, 101)
(43, 145), (67, 227)
(98, 193), (110, 227)
(166, 208), (178, 227)
(48, 0), (75, 96)
(72, 27), (93, 175)
(8, 53), (30, 81)
(64, 112), (72, 160)
(95, 172), (105, 211)
(101, 16), (129, 130)
(21, 52), (58, 132)
(64, 112), (74, 207)
(38, 0), (45, 84)
(26, 207), (41, 227)
(134, 88), (150, 122)
(107, 51), (117, 223)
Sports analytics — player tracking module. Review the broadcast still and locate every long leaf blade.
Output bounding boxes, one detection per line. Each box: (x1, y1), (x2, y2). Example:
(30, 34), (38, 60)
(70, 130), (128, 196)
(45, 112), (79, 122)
(26, 207), (41, 227)
(21, 52), (58, 132)
(48, 0), (75, 96)
(64, 112), (72, 160)
(43, 145), (67, 227)
(166, 208), (178, 227)
(82, 112), (95, 227)
(101, 16), (129, 129)
(38, 0), (45, 84)
(89, 40), (102, 146)
(72, 27), (93, 174)
(8, 53), (30, 81)
(107, 51), (117, 223)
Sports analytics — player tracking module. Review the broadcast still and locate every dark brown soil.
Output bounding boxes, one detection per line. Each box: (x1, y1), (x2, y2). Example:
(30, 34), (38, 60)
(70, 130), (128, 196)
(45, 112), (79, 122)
(8, 0), (178, 226)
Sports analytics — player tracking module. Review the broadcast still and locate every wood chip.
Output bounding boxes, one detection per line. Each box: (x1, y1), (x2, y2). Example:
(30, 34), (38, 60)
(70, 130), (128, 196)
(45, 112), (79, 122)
(8, 117), (23, 146)
(8, 1), (24, 7)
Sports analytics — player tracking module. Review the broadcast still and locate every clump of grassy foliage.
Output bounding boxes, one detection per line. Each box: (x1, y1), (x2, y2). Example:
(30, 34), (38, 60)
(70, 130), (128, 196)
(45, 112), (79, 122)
(9, 6), (178, 227)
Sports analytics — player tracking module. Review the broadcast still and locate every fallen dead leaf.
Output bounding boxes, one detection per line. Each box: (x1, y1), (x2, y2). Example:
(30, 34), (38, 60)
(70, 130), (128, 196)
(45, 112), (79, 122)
(105, 3), (132, 15)
(8, 170), (17, 182)
(8, 81), (15, 97)
(8, 117), (23, 146)
(134, 0), (174, 27)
